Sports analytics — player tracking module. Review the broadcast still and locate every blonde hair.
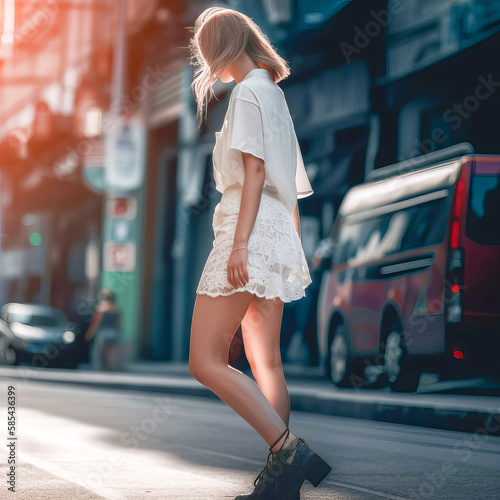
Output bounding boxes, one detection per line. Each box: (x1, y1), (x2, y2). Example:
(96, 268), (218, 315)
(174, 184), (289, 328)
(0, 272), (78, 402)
(100, 288), (114, 303)
(188, 7), (290, 124)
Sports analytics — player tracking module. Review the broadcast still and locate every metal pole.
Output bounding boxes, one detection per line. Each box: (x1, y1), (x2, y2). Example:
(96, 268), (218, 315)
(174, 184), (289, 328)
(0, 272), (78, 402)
(0, 171), (6, 306)
(111, 0), (128, 109)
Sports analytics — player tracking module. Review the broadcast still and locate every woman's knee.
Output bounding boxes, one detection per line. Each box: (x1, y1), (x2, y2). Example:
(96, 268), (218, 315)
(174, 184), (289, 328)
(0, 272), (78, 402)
(188, 353), (203, 381)
(188, 355), (218, 384)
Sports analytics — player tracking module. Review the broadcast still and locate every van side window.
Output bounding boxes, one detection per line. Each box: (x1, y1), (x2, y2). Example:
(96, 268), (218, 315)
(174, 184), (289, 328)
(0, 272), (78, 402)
(400, 198), (450, 251)
(336, 215), (395, 265)
(466, 173), (500, 245)
(335, 197), (450, 265)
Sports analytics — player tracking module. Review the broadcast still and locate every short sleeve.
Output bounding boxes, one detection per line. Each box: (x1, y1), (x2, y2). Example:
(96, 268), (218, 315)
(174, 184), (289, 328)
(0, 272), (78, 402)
(295, 136), (314, 199)
(228, 97), (265, 161)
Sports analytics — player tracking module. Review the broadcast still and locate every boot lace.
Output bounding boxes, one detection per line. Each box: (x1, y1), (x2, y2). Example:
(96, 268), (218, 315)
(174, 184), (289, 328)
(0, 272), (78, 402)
(253, 449), (274, 488)
(253, 427), (291, 492)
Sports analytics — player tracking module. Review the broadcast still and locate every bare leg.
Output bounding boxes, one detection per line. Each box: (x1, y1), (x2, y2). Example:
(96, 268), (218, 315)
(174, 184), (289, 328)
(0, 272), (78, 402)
(241, 294), (290, 426)
(103, 345), (116, 371)
(189, 291), (289, 449)
(91, 334), (103, 371)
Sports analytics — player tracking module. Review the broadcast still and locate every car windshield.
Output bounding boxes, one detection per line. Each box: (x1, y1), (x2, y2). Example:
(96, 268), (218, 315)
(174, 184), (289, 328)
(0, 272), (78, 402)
(8, 311), (66, 328)
(466, 173), (500, 245)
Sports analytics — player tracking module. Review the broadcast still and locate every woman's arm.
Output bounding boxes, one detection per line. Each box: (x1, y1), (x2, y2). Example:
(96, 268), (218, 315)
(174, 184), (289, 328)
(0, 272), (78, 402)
(84, 306), (104, 341)
(227, 152), (266, 289)
(291, 202), (301, 238)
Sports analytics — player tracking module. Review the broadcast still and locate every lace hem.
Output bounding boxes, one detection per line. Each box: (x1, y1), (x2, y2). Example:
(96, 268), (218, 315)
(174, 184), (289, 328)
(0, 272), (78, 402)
(197, 276), (312, 303)
(196, 187), (313, 304)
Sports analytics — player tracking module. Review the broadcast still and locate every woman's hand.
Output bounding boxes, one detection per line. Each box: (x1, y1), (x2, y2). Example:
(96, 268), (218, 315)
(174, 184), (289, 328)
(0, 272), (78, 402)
(227, 151), (265, 289)
(84, 307), (103, 341)
(84, 326), (96, 342)
(227, 247), (249, 289)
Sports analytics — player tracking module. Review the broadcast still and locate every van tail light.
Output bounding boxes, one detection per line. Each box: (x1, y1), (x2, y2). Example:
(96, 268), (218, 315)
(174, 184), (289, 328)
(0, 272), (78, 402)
(446, 179), (466, 322)
(453, 179), (466, 217)
(450, 180), (465, 249)
(450, 220), (460, 249)
(445, 248), (464, 323)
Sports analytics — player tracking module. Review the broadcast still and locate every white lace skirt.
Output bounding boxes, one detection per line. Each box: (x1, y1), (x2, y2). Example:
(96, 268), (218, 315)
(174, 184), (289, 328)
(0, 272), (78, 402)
(196, 185), (312, 303)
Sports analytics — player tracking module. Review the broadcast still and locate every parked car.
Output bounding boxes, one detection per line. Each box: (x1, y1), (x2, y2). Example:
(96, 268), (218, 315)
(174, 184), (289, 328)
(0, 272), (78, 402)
(0, 303), (80, 368)
(317, 143), (500, 392)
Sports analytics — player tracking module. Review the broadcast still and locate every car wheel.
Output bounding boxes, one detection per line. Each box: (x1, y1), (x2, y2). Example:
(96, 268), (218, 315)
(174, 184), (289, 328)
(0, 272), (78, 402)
(384, 330), (421, 392)
(365, 368), (388, 389)
(328, 325), (367, 388)
(5, 346), (17, 365)
(0, 338), (17, 365)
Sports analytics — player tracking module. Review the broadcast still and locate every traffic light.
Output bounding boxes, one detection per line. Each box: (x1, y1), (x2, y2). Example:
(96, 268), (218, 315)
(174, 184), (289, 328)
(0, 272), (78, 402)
(21, 213), (43, 247)
(28, 231), (43, 247)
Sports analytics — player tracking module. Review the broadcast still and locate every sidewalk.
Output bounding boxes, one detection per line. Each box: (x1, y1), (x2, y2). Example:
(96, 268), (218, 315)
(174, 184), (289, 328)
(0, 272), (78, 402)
(1, 361), (499, 437)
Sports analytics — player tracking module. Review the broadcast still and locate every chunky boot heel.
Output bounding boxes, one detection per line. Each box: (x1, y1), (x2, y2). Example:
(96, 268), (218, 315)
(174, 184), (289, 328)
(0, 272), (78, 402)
(272, 432), (332, 498)
(304, 455), (332, 487)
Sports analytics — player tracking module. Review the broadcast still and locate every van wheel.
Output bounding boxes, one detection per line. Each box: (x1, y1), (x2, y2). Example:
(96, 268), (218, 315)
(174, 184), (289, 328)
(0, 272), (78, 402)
(329, 325), (367, 388)
(384, 330), (420, 392)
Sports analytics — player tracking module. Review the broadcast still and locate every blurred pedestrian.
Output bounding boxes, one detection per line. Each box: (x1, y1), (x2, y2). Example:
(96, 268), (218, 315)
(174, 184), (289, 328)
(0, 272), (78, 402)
(84, 288), (121, 371)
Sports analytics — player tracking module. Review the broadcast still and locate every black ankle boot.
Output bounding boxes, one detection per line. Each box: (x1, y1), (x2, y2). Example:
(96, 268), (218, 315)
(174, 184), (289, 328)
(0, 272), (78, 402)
(235, 428), (300, 500)
(272, 432), (332, 498)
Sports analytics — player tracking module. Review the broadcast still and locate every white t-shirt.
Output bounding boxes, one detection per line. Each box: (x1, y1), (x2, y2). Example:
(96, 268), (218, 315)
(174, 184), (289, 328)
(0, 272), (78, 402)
(212, 68), (314, 215)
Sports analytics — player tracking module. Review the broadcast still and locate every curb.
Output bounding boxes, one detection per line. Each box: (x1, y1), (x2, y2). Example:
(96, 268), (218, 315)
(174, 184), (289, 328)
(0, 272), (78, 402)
(288, 388), (500, 437)
(1, 367), (499, 438)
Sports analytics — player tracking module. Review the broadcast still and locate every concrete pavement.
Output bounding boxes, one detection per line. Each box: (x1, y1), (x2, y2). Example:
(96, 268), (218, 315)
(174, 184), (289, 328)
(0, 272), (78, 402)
(0, 361), (499, 438)
(3, 382), (500, 499)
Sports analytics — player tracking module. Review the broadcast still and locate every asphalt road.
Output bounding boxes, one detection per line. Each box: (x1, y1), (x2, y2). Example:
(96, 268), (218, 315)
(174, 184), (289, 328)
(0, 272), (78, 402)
(0, 379), (499, 500)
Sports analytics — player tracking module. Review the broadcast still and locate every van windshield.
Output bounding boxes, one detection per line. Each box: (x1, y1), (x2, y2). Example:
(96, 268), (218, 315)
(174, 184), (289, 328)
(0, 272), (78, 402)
(466, 173), (500, 245)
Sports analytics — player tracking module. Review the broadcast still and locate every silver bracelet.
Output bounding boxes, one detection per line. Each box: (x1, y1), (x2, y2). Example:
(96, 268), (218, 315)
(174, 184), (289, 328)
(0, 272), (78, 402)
(231, 246), (248, 252)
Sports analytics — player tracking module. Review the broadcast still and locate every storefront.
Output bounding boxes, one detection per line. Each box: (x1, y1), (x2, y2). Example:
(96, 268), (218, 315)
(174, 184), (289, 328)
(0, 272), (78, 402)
(0, 106), (103, 319)
(139, 61), (184, 360)
(138, 57), (232, 361)
(283, 61), (377, 245)
(374, 0), (500, 166)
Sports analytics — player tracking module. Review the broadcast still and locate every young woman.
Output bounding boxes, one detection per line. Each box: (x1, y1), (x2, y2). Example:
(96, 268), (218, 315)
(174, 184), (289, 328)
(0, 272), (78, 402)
(84, 288), (121, 371)
(188, 7), (332, 499)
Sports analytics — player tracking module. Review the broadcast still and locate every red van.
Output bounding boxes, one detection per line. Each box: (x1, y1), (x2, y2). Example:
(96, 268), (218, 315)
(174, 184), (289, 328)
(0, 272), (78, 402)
(317, 143), (500, 392)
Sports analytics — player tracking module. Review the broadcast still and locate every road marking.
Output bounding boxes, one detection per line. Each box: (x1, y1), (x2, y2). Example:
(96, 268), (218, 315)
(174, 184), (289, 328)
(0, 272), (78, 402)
(177, 444), (411, 500)
(324, 479), (409, 500)
(174, 443), (265, 464)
